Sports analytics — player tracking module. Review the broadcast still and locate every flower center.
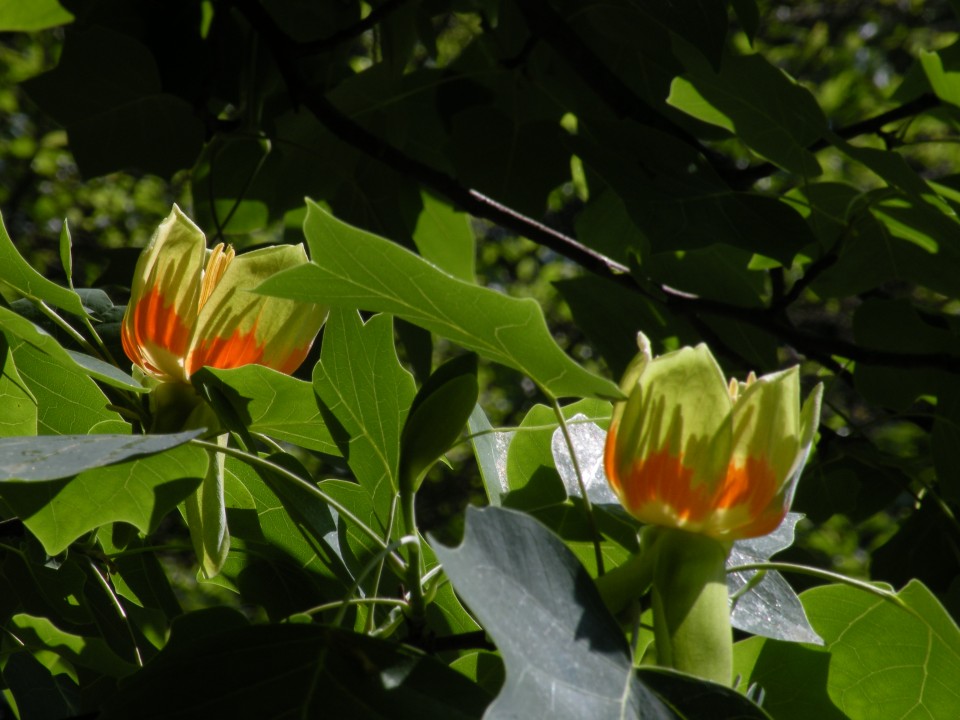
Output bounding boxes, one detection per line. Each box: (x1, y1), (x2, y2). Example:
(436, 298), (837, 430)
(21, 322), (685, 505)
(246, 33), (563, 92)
(198, 243), (235, 310)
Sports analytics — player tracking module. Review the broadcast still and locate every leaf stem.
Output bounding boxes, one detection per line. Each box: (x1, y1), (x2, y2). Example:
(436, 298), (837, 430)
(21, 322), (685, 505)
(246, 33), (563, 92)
(189, 438), (406, 572)
(726, 562), (908, 609)
(552, 399), (605, 575)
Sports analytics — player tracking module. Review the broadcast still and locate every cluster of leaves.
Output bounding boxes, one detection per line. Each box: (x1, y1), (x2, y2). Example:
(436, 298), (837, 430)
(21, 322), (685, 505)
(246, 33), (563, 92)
(1, 0), (960, 718)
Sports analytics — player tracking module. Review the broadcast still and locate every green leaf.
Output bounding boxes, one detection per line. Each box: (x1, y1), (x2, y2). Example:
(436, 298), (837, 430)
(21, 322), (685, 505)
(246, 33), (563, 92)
(2, 650), (80, 719)
(411, 190), (476, 282)
(99, 621), (491, 719)
(668, 51), (826, 176)
(258, 201), (620, 401)
(0, 430), (202, 482)
(570, 123), (813, 263)
(0, 306), (144, 393)
(505, 399), (609, 512)
(400, 353), (478, 491)
(221, 457), (350, 619)
(313, 309), (416, 528)
(10, 338), (128, 434)
(637, 667), (772, 719)
(0, 336), (37, 437)
(194, 365), (340, 455)
(0, 443), (206, 555)
(433, 505), (671, 720)
(920, 50), (960, 107)
(467, 404), (511, 507)
(734, 580), (960, 720)
(192, 135), (272, 235)
(24, 27), (203, 178)
(450, 108), (569, 217)
(8, 613), (136, 678)
(0, 212), (87, 316)
(0, 0), (72, 30)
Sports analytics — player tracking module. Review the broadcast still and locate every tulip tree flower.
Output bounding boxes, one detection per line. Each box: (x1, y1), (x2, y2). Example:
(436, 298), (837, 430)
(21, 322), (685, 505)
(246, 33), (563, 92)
(122, 205), (327, 385)
(121, 205), (327, 578)
(603, 334), (822, 684)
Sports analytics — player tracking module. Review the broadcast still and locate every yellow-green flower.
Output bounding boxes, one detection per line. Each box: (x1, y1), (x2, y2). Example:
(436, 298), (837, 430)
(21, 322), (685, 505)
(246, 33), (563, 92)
(121, 205), (327, 384)
(604, 334), (822, 540)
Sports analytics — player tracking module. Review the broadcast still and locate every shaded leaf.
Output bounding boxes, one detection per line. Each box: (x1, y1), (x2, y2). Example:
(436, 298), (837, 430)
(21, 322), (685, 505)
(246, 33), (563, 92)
(195, 365), (340, 455)
(0, 443), (206, 555)
(0, 430), (202, 482)
(433, 505), (671, 720)
(100, 620), (491, 720)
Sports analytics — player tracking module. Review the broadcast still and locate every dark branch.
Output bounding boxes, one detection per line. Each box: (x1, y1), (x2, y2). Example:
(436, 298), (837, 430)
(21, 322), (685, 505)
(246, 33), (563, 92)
(231, 0), (960, 376)
(731, 93), (941, 189)
(293, 0), (412, 57)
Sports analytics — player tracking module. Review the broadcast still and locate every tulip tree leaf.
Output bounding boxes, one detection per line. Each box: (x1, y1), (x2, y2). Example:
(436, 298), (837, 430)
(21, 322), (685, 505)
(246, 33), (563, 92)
(313, 309), (416, 529)
(0, 212), (87, 316)
(195, 365), (340, 455)
(468, 404), (512, 507)
(727, 514), (823, 645)
(0, 338), (37, 437)
(0, 0), (73, 31)
(0, 306), (144, 393)
(10, 339), (128, 434)
(412, 190), (475, 282)
(733, 580), (960, 720)
(2, 651), (81, 720)
(257, 201), (621, 402)
(0, 430), (203, 482)
(0, 442), (206, 555)
(99, 617), (492, 720)
(433, 505), (670, 720)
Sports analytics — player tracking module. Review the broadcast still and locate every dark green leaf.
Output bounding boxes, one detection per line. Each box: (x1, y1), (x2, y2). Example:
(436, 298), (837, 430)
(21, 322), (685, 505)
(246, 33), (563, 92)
(400, 353), (478, 491)
(2, 650), (80, 720)
(0, 430), (202, 482)
(433, 505), (672, 720)
(100, 621), (491, 719)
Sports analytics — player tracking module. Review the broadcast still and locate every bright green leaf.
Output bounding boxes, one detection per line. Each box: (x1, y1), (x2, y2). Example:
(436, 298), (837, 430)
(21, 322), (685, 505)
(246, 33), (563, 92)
(0, 212), (87, 316)
(0, 0), (72, 30)
(258, 201), (620, 401)
(313, 309), (415, 528)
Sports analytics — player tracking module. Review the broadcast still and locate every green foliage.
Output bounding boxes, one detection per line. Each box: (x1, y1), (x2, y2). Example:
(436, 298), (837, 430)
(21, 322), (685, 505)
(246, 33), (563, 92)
(0, 1), (959, 717)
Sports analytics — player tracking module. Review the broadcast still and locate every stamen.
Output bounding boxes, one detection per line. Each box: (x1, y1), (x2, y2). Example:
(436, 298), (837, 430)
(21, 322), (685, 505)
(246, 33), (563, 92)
(198, 243), (235, 309)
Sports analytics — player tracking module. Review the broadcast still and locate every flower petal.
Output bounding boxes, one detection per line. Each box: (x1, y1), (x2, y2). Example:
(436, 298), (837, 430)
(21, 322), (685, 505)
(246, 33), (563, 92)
(121, 205), (205, 382)
(185, 244), (327, 378)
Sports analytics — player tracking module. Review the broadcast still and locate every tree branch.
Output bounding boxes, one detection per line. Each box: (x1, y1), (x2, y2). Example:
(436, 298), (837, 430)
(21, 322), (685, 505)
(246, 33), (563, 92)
(230, 0), (960, 377)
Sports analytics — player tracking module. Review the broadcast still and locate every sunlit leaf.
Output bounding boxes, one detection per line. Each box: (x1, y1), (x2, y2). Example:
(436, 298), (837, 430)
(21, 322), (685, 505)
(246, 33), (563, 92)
(257, 201), (621, 402)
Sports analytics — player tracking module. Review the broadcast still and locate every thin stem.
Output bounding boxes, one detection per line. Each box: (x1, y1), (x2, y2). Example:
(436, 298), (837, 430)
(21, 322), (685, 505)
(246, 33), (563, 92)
(85, 558), (144, 667)
(400, 483), (425, 623)
(552, 399), (605, 576)
(334, 535), (417, 628)
(34, 300), (100, 359)
(189, 438), (406, 572)
(726, 562), (907, 610)
(364, 496), (400, 634)
(303, 597), (409, 617)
